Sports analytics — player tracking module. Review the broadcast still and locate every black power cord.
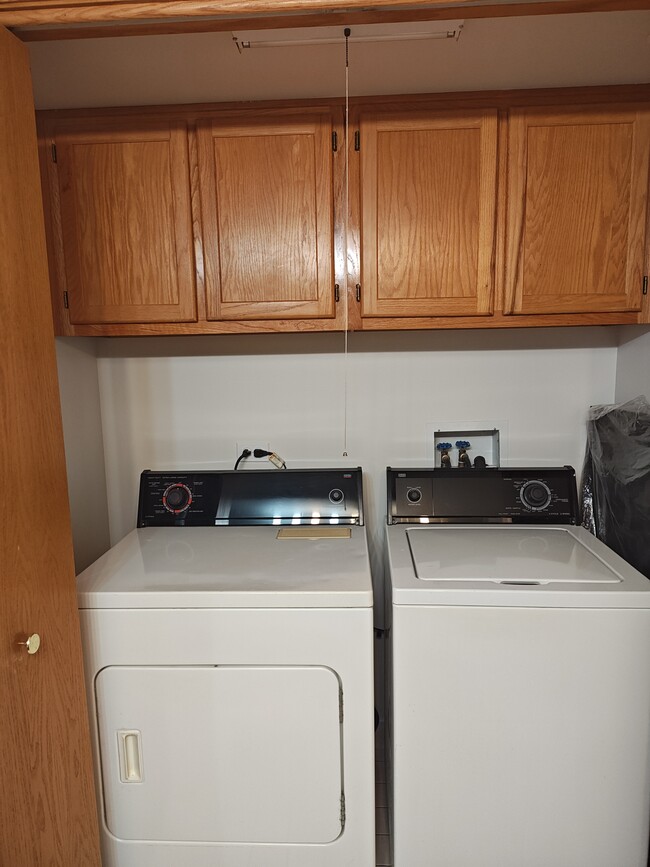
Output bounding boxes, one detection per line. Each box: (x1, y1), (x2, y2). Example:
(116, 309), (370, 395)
(235, 447), (287, 470)
(234, 448), (251, 470)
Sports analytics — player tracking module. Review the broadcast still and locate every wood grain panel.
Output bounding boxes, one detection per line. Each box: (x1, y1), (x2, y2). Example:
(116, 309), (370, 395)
(35, 87), (650, 336)
(505, 106), (650, 314)
(0, 25), (100, 866)
(12, 0), (650, 39)
(216, 133), (319, 303)
(346, 105), (363, 331)
(54, 119), (196, 323)
(361, 109), (497, 317)
(58, 308), (639, 335)
(642, 161), (650, 324)
(3, 0), (648, 27)
(37, 127), (73, 335)
(198, 109), (335, 320)
(33, 83), (650, 122)
(376, 127), (480, 299)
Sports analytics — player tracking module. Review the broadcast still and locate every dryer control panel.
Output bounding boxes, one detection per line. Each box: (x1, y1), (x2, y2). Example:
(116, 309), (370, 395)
(387, 466), (579, 524)
(138, 468), (364, 526)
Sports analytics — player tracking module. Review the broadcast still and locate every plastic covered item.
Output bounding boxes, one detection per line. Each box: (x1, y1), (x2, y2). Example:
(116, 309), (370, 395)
(581, 396), (650, 578)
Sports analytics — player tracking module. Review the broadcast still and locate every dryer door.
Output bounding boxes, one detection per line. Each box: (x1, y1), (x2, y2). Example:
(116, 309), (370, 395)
(95, 665), (343, 844)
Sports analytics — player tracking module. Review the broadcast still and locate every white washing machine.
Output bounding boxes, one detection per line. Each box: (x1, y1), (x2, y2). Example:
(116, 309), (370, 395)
(385, 466), (650, 867)
(77, 468), (375, 867)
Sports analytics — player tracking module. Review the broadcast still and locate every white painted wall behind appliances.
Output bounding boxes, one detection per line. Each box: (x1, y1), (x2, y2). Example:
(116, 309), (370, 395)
(95, 330), (618, 583)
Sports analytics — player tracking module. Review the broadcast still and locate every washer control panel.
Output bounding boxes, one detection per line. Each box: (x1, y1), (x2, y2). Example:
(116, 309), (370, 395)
(138, 468), (364, 526)
(388, 466), (578, 524)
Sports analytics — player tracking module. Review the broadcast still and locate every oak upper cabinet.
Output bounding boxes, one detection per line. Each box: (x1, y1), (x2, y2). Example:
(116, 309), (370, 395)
(359, 108), (498, 318)
(505, 105), (650, 315)
(197, 108), (337, 320)
(42, 116), (197, 324)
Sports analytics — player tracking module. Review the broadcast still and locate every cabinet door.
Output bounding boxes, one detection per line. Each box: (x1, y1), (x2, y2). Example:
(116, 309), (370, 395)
(52, 118), (196, 324)
(0, 27), (100, 866)
(198, 110), (335, 321)
(505, 106), (650, 315)
(360, 109), (498, 318)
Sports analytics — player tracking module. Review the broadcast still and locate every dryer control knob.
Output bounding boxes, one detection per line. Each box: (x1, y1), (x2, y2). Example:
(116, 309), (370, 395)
(163, 483), (193, 514)
(329, 488), (344, 504)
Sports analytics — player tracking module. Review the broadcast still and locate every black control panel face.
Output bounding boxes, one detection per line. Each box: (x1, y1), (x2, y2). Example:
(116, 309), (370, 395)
(387, 467), (578, 524)
(138, 468), (364, 526)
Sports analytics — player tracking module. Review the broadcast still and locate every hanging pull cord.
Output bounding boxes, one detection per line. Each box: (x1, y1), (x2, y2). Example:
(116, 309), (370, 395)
(342, 26), (351, 458)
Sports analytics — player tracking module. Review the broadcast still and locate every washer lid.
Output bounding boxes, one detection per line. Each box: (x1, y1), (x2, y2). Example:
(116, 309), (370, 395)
(387, 525), (650, 607)
(410, 527), (621, 584)
(77, 526), (372, 609)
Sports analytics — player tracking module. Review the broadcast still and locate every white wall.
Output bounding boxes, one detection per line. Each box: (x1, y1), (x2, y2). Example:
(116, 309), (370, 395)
(55, 337), (110, 571)
(615, 326), (650, 403)
(94, 328), (618, 612)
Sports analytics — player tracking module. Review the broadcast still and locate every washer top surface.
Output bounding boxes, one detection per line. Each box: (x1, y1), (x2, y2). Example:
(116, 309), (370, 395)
(77, 525), (372, 609)
(387, 524), (650, 608)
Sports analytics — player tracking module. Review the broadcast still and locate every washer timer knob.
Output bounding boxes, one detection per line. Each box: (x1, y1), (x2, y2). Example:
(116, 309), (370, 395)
(163, 483), (193, 514)
(520, 480), (552, 511)
(329, 488), (345, 504)
(406, 488), (422, 504)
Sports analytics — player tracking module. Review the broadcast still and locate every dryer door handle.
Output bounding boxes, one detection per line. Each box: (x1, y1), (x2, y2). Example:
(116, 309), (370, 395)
(118, 730), (143, 783)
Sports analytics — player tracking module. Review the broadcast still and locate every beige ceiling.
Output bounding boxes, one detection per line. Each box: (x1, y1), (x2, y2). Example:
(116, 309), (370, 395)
(28, 10), (650, 109)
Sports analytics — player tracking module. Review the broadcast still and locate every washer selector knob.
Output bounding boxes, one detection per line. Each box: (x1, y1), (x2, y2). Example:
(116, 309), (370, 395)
(519, 480), (552, 511)
(163, 483), (193, 514)
(406, 487), (422, 504)
(329, 488), (345, 504)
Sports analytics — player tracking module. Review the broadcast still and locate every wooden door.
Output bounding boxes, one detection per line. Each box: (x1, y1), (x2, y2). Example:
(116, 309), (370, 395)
(198, 108), (336, 321)
(359, 108), (498, 318)
(43, 116), (196, 324)
(0, 27), (101, 866)
(505, 105), (650, 315)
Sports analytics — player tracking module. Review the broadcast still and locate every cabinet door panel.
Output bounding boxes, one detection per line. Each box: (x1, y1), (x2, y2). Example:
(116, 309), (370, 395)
(0, 27), (100, 866)
(56, 120), (196, 324)
(198, 111), (335, 321)
(361, 109), (497, 318)
(505, 107), (650, 315)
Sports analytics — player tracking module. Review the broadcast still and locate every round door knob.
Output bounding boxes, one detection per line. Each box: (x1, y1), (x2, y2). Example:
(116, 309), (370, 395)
(18, 633), (41, 655)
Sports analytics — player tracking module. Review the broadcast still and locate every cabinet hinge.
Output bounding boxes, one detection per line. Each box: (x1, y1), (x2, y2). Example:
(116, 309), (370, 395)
(354, 130), (360, 151)
(643, 276), (648, 296)
(340, 793), (346, 828)
(334, 283), (340, 303)
(332, 131), (338, 152)
(339, 685), (344, 723)
(355, 283), (361, 303)
(63, 290), (69, 309)
(51, 143), (57, 163)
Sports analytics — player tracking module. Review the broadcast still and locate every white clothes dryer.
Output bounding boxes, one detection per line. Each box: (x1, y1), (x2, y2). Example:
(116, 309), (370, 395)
(77, 468), (375, 867)
(385, 466), (650, 867)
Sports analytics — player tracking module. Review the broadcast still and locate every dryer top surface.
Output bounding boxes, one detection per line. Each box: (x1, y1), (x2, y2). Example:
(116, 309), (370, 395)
(77, 526), (372, 609)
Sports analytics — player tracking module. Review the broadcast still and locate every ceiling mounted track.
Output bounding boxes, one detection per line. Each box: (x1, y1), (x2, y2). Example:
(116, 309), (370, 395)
(232, 20), (464, 52)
